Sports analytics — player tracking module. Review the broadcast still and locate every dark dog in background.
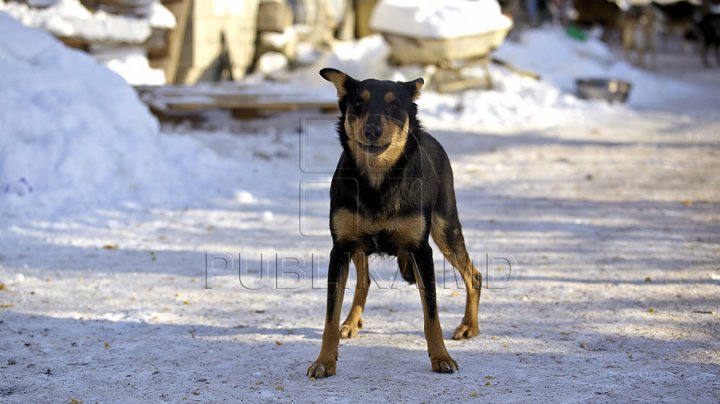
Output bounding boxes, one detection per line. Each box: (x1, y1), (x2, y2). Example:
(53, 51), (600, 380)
(307, 68), (482, 378)
(698, 5), (720, 66)
(653, 0), (698, 51)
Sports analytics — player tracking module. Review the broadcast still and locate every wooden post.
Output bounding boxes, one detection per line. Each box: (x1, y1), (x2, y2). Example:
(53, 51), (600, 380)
(165, 0), (192, 84)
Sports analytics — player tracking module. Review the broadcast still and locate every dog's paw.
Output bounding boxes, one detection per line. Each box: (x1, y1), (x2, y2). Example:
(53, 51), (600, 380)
(431, 356), (459, 373)
(307, 360), (336, 379)
(339, 318), (362, 339)
(452, 322), (479, 340)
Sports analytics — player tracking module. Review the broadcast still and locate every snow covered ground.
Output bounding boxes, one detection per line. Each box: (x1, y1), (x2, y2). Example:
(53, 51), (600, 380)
(1, 13), (719, 402)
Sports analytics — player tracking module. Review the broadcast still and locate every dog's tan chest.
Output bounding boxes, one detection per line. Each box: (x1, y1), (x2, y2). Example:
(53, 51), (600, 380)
(331, 208), (425, 248)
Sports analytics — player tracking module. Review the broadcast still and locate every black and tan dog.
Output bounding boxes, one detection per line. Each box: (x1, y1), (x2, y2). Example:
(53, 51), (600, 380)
(307, 68), (482, 379)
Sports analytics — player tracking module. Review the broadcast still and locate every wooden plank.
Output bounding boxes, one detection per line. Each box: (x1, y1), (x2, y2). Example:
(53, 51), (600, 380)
(435, 78), (490, 93)
(491, 58), (541, 80)
(160, 93), (337, 110)
(162, 100), (337, 111)
(137, 84), (325, 99)
(136, 84), (338, 115)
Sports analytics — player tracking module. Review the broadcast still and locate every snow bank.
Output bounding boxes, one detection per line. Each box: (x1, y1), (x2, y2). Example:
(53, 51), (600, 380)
(316, 34), (392, 80)
(288, 35), (393, 87)
(91, 45), (165, 85)
(419, 28), (703, 130)
(1, 0), (175, 84)
(147, 1), (176, 29)
(492, 28), (698, 110)
(0, 0), (150, 43)
(0, 0), (175, 44)
(370, 0), (511, 39)
(0, 15), (235, 218)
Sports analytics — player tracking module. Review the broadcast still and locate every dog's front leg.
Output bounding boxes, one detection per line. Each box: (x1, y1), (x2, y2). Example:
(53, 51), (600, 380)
(307, 243), (352, 378)
(410, 244), (458, 373)
(340, 251), (369, 339)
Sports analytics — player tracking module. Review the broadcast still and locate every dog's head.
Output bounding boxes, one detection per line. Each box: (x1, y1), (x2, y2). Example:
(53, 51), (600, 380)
(320, 68), (423, 173)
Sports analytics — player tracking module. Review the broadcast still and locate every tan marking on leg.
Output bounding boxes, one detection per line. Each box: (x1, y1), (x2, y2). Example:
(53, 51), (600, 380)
(409, 251), (457, 373)
(308, 256), (350, 378)
(431, 213), (481, 339)
(430, 214), (451, 254)
(340, 251), (369, 339)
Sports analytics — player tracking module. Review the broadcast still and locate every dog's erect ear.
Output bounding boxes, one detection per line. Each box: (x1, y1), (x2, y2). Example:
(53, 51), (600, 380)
(319, 68), (358, 98)
(400, 78), (424, 101)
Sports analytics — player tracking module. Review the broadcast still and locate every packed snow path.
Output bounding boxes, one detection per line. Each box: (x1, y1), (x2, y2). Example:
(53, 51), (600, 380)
(1, 108), (718, 401)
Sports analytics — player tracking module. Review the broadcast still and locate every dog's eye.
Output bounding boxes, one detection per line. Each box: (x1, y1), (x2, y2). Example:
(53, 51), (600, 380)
(353, 101), (365, 111)
(388, 103), (401, 111)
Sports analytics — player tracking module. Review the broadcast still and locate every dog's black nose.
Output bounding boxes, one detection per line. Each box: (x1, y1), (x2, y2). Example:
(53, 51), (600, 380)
(363, 125), (383, 141)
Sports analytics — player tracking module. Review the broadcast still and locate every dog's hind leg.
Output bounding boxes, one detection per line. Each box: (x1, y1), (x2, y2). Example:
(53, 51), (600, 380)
(340, 251), (369, 339)
(307, 243), (352, 378)
(431, 213), (482, 340)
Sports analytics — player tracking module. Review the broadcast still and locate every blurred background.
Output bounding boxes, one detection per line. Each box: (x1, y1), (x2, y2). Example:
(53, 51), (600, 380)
(3, 0), (720, 84)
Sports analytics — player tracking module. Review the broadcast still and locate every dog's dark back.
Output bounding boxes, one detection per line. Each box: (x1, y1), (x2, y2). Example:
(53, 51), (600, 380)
(699, 13), (720, 44)
(653, 0), (697, 24)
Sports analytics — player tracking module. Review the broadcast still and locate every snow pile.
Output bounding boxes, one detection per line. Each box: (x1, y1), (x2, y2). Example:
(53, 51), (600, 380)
(417, 68), (610, 132)
(0, 15), (235, 218)
(1, 0), (175, 84)
(147, 1), (176, 29)
(0, 0), (150, 43)
(0, 0), (175, 44)
(286, 35), (393, 87)
(314, 34), (393, 80)
(420, 28), (702, 130)
(492, 28), (699, 110)
(91, 45), (165, 85)
(370, 0), (511, 39)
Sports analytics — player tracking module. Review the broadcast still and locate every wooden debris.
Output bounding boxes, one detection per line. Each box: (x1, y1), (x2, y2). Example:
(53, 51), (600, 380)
(136, 84), (337, 119)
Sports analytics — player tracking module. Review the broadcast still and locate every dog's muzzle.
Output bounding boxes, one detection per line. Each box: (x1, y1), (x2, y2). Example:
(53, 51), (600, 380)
(358, 124), (389, 155)
(363, 124), (383, 141)
(357, 141), (390, 155)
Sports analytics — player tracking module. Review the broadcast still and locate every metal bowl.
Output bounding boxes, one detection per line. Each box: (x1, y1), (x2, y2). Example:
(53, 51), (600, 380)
(575, 79), (632, 103)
